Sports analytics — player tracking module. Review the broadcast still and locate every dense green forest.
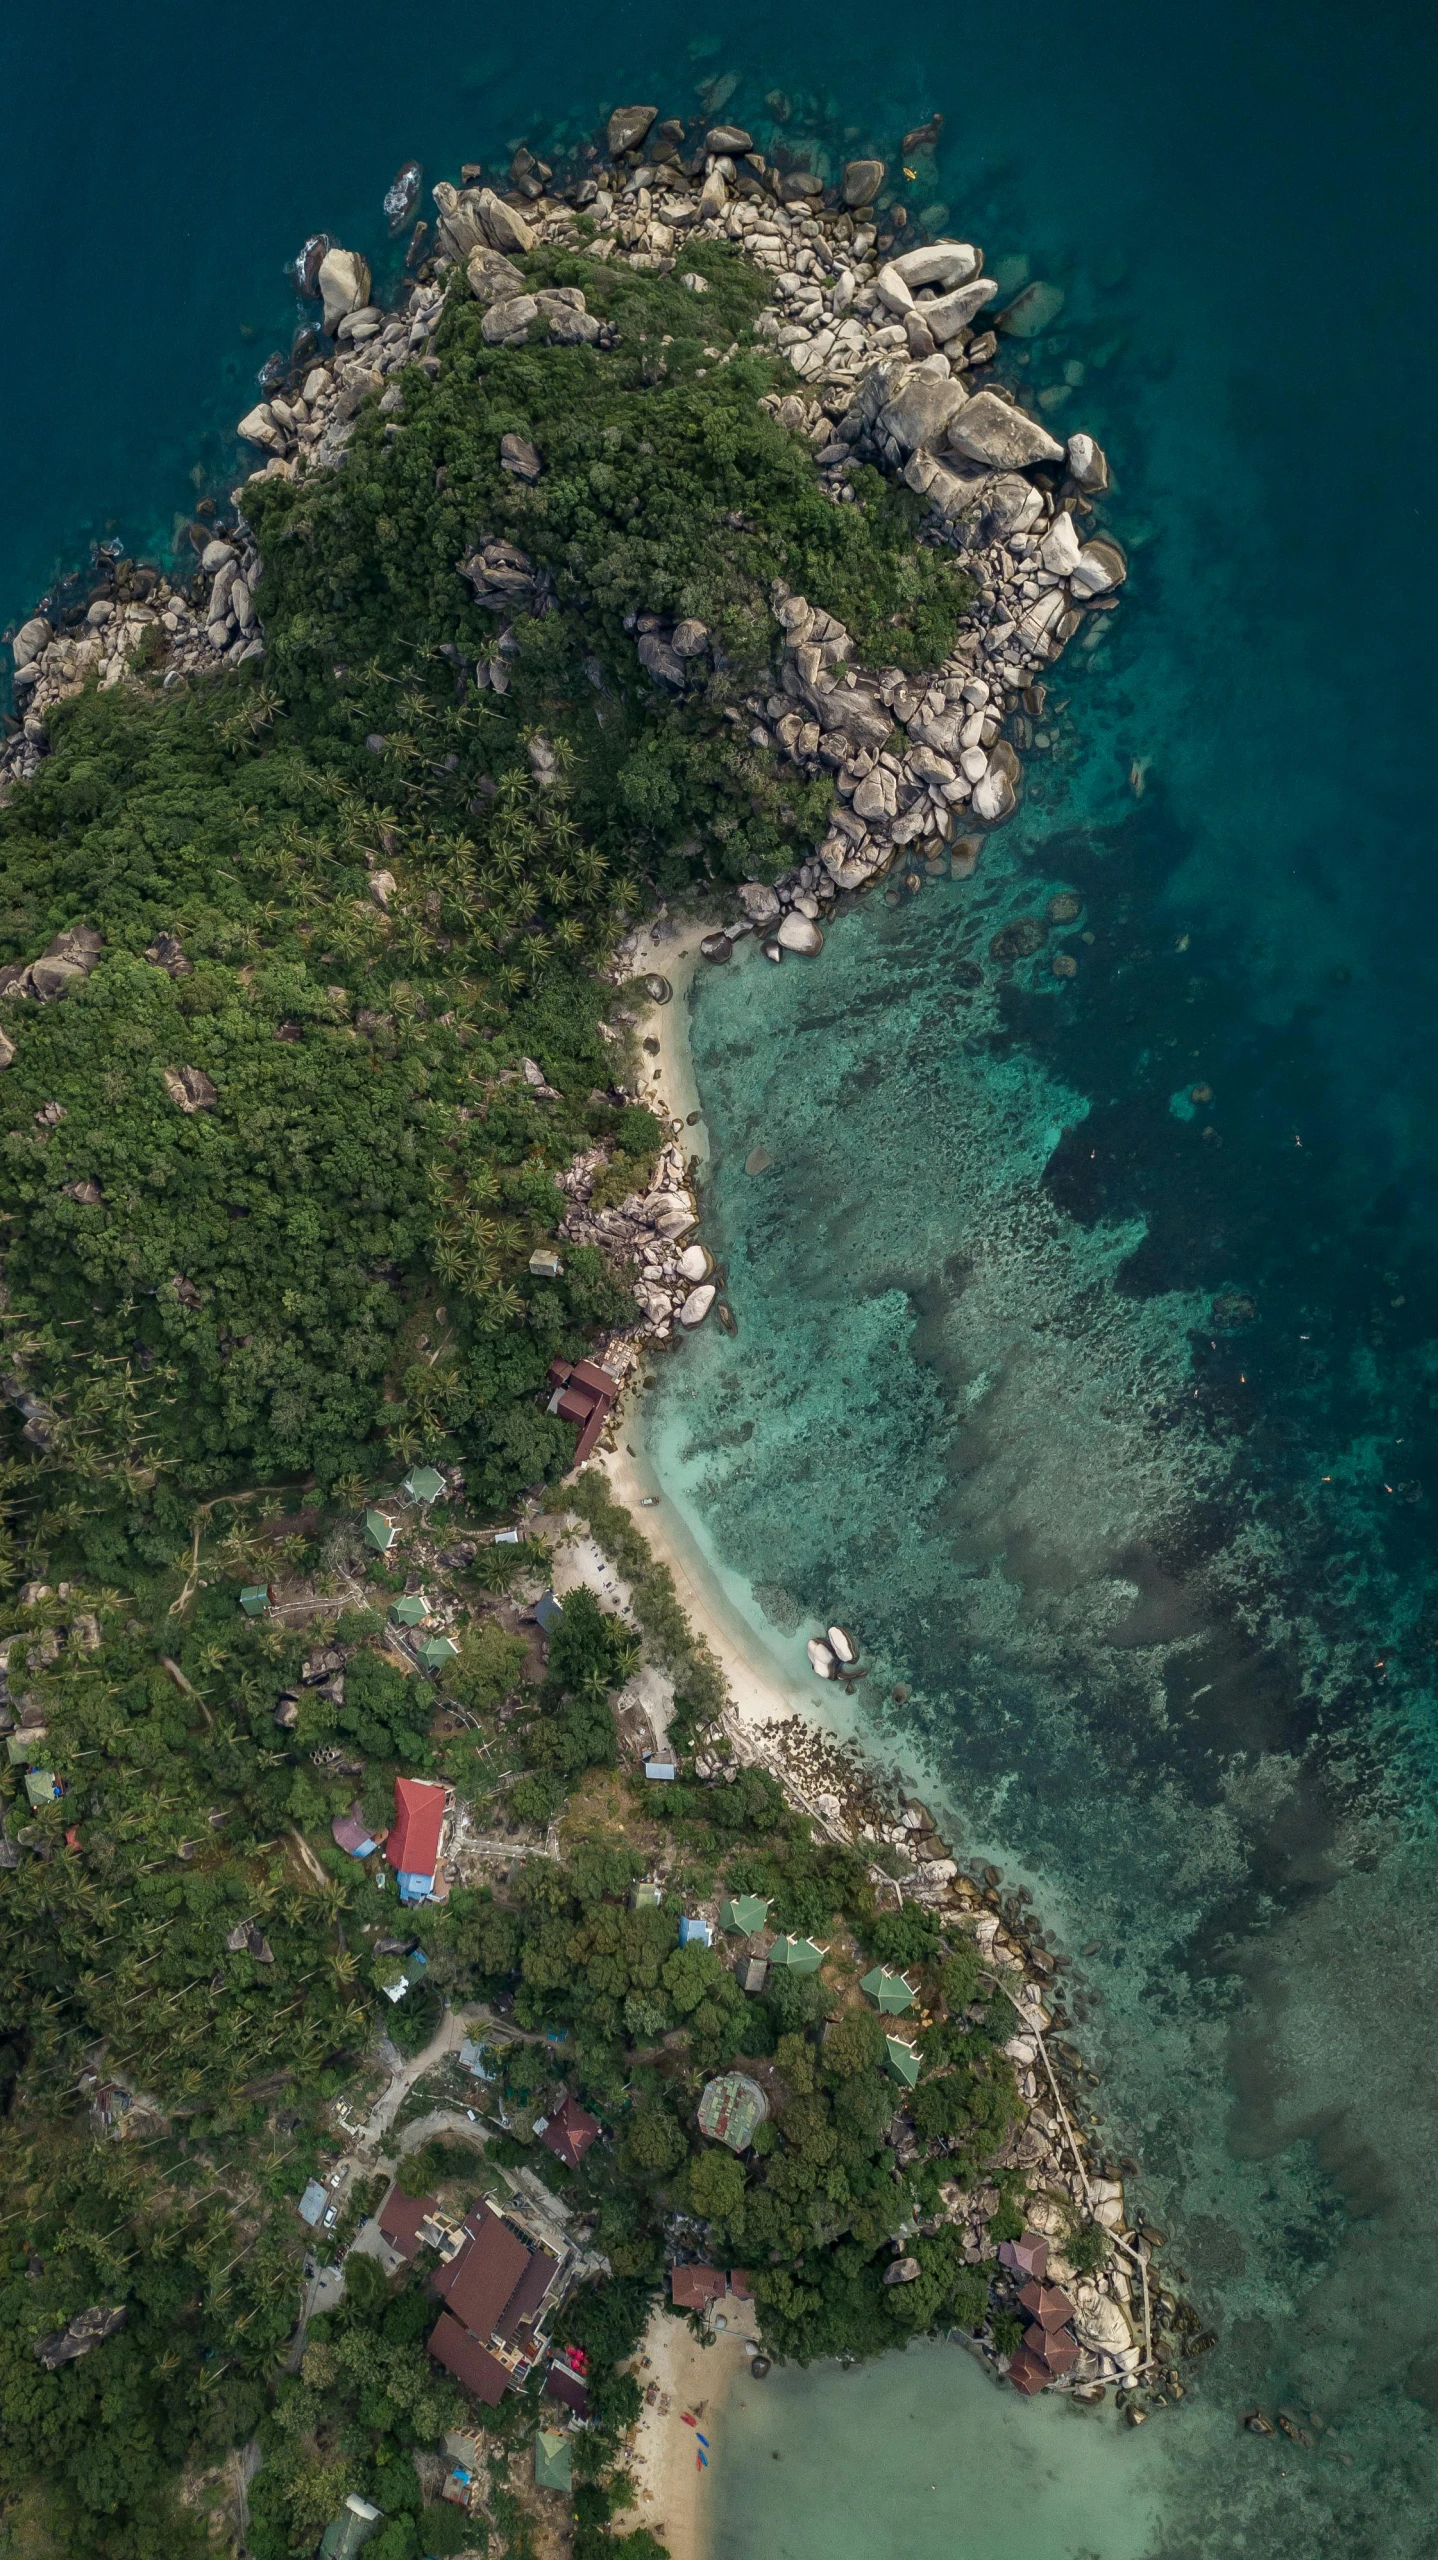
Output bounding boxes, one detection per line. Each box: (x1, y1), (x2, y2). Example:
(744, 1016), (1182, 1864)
(0, 232), (999, 2559)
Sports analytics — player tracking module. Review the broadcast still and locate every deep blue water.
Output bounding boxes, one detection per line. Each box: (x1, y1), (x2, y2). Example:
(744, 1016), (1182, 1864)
(5, 4), (1438, 2551)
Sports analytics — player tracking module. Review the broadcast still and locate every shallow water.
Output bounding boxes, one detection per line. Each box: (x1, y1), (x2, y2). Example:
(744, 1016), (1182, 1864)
(710, 2339), (1169, 2560)
(5, 3), (1437, 2552)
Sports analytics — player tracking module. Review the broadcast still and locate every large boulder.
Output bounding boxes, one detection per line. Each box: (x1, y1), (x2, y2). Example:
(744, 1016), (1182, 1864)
(500, 433), (542, 481)
(432, 182), (486, 260)
(538, 288), (600, 344)
(738, 883), (781, 925)
(706, 124), (752, 153)
(946, 390), (1065, 470)
(841, 158), (886, 207)
(638, 631), (686, 687)
(891, 239), (981, 290)
(777, 912), (824, 955)
(474, 187), (535, 255)
(11, 617), (52, 670)
(317, 247), (371, 336)
(481, 295), (538, 346)
(163, 1065), (218, 1113)
(1070, 538), (1127, 596)
(876, 263), (915, 313)
(466, 246), (526, 306)
(1039, 512), (1082, 576)
(608, 104), (658, 156)
(1067, 431), (1110, 493)
(879, 370), (968, 456)
(237, 403), (284, 452)
(678, 1283), (716, 1327)
(921, 277), (999, 341)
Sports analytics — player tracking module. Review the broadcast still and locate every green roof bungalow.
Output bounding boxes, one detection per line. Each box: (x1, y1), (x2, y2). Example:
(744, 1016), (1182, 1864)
(318, 2493), (383, 2558)
(6, 1731), (39, 1767)
(391, 1593), (429, 1628)
(720, 1894), (770, 1936)
(403, 1465), (447, 1505)
(767, 1934), (826, 1974)
(239, 1585), (270, 1618)
(24, 1769), (61, 1808)
(534, 2429), (573, 2494)
(363, 1509), (399, 1553)
(418, 1635), (459, 1673)
(697, 2070), (770, 2153)
(884, 2035), (923, 2090)
(861, 1966), (915, 2016)
(630, 1880), (663, 1911)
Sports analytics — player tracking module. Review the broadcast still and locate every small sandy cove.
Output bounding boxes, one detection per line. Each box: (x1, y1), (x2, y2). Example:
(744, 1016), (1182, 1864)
(623, 2309), (758, 2560)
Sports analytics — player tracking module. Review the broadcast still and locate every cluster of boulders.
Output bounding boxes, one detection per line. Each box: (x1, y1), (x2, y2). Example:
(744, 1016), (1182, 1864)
(554, 1128), (722, 1342)
(1, 559), (258, 790)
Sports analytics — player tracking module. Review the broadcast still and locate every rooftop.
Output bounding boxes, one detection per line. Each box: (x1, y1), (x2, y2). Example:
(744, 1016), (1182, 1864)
(540, 2094), (600, 2169)
(384, 1776), (445, 1881)
(378, 2187), (437, 2262)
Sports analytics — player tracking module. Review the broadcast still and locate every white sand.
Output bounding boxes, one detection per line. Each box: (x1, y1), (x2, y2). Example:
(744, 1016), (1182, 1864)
(625, 2310), (756, 2560)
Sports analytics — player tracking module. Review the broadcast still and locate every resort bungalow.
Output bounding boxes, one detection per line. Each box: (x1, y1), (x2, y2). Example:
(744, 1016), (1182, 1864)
(384, 1776), (447, 1904)
(403, 1466), (448, 1505)
(391, 1592), (429, 1629)
(418, 1635), (459, 1673)
(720, 1894), (770, 1935)
(239, 1584), (271, 1617)
(883, 2036), (923, 2090)
(545, 1357), (620, 1466)
(363, 1508), (399, 1553)
(860, 1965), (915, 2016)
(766, 1935), (827, 1974)
(427, 2201), (566, 2407)
(644, 1757), (677, 1783)
(678, 1915), (711, 1948)
(533, 1590), (564, 1635)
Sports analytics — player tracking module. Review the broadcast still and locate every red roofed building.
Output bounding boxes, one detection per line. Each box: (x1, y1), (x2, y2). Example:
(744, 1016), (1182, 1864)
(670, 2265), (727, 2310)
(998, 2232), (1050, 2283)
(429, 2311), (510, 2406)
(540, 2095), (600, 2169)
(1026, 2324), (1079, 2377)
(1018, 2281), (1075, 2332)
(1007, 2345), (1051, 2395)
(378, 2187), (436, 2262)
(547, 1359), (619, 1467)
(427, 2203), (564, 2408)
(544, 2362), (590, 2418)
(385, 1778), (447, 1901)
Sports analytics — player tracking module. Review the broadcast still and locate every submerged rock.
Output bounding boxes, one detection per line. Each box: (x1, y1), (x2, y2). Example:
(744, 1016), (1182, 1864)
(384, 161), (423, 236)
(841, 158), (886, 208)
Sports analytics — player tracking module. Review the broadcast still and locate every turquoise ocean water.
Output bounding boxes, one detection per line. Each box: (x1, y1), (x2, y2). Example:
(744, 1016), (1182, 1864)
(4, 5), (1436, 2552)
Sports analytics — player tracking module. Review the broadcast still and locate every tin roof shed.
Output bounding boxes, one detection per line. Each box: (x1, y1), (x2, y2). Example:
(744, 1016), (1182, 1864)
(534, 2429), (573, 2493)
(697, 2071), (769, 2152)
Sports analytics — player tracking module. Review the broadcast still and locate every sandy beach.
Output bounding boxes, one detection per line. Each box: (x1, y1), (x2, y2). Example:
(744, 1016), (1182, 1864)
(624, 2308), (759, 2560)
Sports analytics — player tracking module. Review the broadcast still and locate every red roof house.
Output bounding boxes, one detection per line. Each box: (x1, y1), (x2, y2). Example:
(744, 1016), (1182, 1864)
(385, 1778), (446, 1889)
(547, 1358), (619, 1466)
(1007, 2345), (1051, 2395)
(378, 2187), (436, 2262)
(670, 2265), (727, 2310)
(1026, 2324), (1079, 2377)
(1018, 2281), (1075, 2332)
(544, 2362), (590, 2418)
(540, 2095), (600, 2169)
(426, 2204), (561, 2408)
(429, 2311), (510, 2406)
(998, 2232), (1050, 2283)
